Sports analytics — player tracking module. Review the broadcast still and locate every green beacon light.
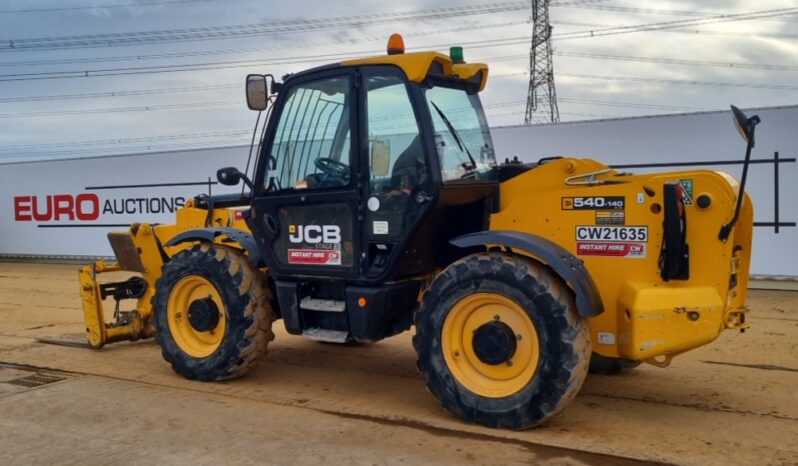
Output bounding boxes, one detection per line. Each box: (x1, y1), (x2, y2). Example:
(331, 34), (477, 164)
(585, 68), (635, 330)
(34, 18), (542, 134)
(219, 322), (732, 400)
(450, 46), (464, 64)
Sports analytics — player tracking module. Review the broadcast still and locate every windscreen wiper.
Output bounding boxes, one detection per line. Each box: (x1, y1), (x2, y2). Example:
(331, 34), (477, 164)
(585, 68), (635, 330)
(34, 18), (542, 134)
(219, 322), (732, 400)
(430, 101), (477, 172)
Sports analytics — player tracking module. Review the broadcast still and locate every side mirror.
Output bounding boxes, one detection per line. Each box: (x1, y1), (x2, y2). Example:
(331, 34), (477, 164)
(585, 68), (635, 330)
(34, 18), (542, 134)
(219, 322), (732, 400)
(371, 139), (391, 177)
(246, 74), (269, 111)
(217, 167), (253, 189)
(730, 105), (761, 147)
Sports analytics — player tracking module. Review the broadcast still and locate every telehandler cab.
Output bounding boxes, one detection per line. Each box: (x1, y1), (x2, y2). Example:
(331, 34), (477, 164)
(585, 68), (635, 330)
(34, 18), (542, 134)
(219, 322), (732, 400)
(75, 35), (756, 428)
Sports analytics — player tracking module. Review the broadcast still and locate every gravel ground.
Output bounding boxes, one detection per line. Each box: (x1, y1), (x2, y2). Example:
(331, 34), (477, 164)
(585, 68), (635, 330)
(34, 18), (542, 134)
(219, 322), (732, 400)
(0, 262), (796, 465)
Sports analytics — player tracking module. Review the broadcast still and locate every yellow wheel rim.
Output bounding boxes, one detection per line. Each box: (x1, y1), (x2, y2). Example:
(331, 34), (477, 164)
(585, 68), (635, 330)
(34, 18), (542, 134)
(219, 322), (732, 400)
(166, 275), (226, 358)
(442, 292), (540, 398)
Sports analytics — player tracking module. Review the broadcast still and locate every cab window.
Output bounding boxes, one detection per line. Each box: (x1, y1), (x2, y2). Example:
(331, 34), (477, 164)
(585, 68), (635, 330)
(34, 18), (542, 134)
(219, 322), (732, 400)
(425, 85), (496, 181)
(365, 73), (428, 239)
(265, 76), (353, 191)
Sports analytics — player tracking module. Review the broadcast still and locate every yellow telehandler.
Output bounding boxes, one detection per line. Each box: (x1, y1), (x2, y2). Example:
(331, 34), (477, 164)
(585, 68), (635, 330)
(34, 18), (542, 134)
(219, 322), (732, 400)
(74, 34), (756, 428)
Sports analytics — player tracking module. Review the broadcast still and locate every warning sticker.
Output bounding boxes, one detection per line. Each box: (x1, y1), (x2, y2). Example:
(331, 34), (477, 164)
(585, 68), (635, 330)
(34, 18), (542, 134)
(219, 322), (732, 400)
(679, 179), (694, 205)
(373, 221), (389, 235)
(287, 249), (342, 266)
(596, 211), (625, 225)
(576, 242), (647, 258)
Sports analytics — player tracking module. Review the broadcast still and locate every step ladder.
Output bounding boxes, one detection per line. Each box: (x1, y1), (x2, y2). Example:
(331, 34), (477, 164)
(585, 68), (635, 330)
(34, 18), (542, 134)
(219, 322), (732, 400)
(302, 328), (349, 343)
(299, 297), (346, 313)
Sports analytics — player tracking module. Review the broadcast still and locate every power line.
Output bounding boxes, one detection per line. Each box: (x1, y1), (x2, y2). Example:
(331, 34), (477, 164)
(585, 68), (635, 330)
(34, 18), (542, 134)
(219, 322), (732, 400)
(0, 100), (239, 118)
(0, 38), (535, 82)
(558, 4), (798, 23)
(0, 93), (766, 159)
(553, 19), (798, 40)
(2, 47), (790, 105)
(0, 0), (601, 17)
(0, 0), (643, 53)
(554, 51), (798, 72)
(560, 73), (798, 90)
(485, 97), (717, 113)
(552, 7), (798, 41)
(0, 83), (239, 103)
(0, 140), (254, 160)
(0, 96), (530, 153)
(0, 129), (252, 151)
(1, 7), (794, 81)
(658, 28), (798, 40)
(558, 97), (715, 112)
(0, 20), (531, 68)
(0, 0), (215, 14)
(0, 86), (528, 119)
(0, 2), (531, 52)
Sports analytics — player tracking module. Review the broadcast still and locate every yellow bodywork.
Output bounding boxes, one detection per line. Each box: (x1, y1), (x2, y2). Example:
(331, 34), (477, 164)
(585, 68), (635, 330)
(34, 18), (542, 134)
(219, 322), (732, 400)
(79, 201), (250, 348)
(78, 46), (753, 367)
(491, 158), (753, 363)
(342, 51), (489, 91)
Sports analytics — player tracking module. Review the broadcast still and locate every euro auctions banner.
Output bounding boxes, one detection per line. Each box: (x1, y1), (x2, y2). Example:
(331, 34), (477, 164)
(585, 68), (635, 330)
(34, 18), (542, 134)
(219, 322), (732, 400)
(0, 146), (248, 257)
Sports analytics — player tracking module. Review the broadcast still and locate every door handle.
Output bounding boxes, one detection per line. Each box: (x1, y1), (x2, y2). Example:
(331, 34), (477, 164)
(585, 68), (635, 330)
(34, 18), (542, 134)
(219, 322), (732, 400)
(415, 191), (433, 204)
(264, 213), (280, 237)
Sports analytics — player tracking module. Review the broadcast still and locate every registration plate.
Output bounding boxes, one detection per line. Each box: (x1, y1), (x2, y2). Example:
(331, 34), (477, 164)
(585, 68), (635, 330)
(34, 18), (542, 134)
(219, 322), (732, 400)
(575, 226), (648, 242)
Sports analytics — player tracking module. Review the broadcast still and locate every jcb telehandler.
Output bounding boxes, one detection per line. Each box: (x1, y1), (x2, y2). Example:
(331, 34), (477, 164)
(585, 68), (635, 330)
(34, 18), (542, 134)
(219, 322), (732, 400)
(76, 34), (756, 428)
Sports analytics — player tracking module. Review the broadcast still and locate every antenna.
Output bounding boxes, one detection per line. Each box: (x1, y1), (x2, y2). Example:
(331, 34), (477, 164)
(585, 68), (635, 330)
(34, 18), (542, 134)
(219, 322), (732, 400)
(525, 0), (560, 125)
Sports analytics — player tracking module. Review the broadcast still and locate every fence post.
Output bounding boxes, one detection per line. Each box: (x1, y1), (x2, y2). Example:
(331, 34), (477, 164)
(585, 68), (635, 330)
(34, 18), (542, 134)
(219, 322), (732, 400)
(774, 151), (780, 234)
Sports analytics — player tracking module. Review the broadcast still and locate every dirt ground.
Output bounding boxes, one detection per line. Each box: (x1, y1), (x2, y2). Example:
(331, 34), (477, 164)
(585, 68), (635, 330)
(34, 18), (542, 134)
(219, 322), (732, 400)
(0, 262), (796, 466)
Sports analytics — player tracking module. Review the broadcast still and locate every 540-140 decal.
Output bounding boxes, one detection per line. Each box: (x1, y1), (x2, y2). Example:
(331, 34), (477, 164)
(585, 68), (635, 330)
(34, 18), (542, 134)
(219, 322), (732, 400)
(562, 196), (625, 210)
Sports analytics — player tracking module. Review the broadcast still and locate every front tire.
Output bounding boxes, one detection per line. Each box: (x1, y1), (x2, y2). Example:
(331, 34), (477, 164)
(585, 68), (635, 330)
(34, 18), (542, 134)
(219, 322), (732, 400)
(414, 253), (590, 429)
(152, 243), (275, 381)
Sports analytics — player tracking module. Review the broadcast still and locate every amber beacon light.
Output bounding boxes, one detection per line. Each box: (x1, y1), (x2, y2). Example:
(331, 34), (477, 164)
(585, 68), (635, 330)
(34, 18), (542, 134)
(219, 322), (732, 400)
(387, 33), (405, 55)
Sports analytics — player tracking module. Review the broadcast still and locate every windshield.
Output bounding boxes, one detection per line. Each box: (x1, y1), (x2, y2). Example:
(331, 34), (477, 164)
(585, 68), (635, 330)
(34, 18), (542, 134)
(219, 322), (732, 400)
(425, 85), (496, 181)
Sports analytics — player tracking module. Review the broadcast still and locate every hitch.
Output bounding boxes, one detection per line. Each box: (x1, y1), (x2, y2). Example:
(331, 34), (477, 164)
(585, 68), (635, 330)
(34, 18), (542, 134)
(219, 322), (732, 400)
(78, 260), (155, 349)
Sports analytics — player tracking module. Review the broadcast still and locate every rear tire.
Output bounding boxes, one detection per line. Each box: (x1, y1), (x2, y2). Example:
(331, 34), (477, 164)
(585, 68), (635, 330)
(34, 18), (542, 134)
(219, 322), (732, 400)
(152, 243), (275, 381)
(414, 253), (590, 429)
(588, 352), (641, 375)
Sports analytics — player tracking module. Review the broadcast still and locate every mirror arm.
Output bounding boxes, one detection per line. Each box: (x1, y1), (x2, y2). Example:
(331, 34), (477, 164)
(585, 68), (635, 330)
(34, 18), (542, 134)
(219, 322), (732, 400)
(718, 130), (755, 242)
(240, 174), (254, 190)
(217, 167), (254, 190)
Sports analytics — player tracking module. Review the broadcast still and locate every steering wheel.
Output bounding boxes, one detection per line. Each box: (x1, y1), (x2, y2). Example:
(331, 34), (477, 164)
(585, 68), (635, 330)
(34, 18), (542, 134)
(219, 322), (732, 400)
(315, 157), (350, 180)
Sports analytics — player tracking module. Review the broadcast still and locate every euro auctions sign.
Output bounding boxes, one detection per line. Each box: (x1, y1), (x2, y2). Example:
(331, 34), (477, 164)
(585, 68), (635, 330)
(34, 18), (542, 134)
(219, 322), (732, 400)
(13, 193), (186, 222)
(0, 146), (248, 257)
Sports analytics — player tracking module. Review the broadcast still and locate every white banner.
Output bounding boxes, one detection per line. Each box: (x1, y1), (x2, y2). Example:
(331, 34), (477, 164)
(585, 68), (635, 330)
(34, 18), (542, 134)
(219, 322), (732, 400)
(0, 146), (246, 257)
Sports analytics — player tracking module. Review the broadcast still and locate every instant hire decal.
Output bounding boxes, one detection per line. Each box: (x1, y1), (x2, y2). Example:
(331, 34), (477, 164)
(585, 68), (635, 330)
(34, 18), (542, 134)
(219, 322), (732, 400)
(287, 224), (342, 266)
(575, 225), (648, 258)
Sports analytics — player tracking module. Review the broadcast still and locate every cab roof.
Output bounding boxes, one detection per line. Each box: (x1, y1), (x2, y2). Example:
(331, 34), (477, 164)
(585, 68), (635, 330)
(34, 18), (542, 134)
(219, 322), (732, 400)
(341, 51), (489, 92)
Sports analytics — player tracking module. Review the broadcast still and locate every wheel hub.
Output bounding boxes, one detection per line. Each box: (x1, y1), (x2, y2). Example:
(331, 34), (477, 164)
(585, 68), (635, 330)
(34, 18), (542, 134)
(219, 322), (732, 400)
(187, 297), (220, 332)
(472, 320), (517, 365)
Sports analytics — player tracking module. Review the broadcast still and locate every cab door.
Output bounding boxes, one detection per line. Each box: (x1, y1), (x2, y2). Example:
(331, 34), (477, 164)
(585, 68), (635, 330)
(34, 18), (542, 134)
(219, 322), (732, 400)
(360, 67), (436, 279)
(250, 69), (361, 280)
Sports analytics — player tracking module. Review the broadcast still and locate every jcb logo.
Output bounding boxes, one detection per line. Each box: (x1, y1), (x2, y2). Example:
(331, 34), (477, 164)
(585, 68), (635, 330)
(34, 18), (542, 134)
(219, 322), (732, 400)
(288, 224), (341, 244)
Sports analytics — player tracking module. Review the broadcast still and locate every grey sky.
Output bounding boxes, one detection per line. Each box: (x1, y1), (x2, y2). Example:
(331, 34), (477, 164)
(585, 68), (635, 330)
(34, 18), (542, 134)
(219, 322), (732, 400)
(0, 0), (796, 161)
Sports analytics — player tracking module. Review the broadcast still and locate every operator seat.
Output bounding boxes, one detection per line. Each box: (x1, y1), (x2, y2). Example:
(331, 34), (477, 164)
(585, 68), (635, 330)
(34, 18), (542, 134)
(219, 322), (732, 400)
(391, 135), (428, 191)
